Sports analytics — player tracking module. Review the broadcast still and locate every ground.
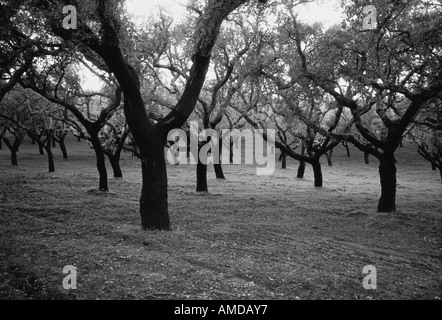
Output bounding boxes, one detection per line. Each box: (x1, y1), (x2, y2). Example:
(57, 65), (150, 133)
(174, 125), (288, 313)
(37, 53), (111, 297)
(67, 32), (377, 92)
(0, 136), (441, 300)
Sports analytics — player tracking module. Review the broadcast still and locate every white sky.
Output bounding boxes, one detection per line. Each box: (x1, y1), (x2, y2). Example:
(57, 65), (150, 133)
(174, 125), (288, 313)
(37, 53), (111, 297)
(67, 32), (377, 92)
(83, 0), (343, 91)
(125, 0), (343, 28)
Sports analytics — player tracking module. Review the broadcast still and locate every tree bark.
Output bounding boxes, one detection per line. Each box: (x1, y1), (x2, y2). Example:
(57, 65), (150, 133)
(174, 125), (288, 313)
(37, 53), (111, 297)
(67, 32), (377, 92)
(139, 136), (170, 230)
(297, 141), (306, 178)
(90, 133), (109, 191)
(213, 136), (226, 179)
(3, 137), (20, 166)
(59, 137), (68, 159)
(229, 140), (234, 163)
(364, 151), (370, 165)
(38, 141), (44, 155)
(108, 154), (123, 178)
(67, 1), (245, 231)
(44, 130), (55, 173)
(281, 152), (287, 169)
(11, 150), (17, 166)
(213, 163), (225, 179)
(377, 152), (397, 212)
(196, 142), (209, 192)
(343, 142), (350, 157)
(311, 159), (323, 187)
(297, 161), (306, 178)
(325, 148), (333, 166)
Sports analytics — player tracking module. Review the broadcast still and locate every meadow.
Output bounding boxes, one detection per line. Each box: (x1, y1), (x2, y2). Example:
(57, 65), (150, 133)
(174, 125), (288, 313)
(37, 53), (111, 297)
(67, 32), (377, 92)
(0, 136), (440, 299)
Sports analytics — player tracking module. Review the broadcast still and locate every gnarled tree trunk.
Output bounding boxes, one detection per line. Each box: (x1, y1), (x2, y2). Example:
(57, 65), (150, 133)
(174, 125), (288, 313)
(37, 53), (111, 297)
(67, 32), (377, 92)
(343, 141), (350, 157)
(90, 132), (108, 191)
(364, 151), (370, 165)
(297, 161), (306, 178)
(213, 136), (226, 179)
(139, 130), (170, 230)
(59, 138), (68, 159)
(197, 161), (208, 192)
(108, 154), (123, 178)
(196, 142), (209, 192)
(69, 0), (249, 230)
(281, 152), (287, 169)
(38, 141), (44, 155)
(213, 163), (225, 179)
(311, 158), (323, 187)
(325, 148), (333, 166)
(3, 137), (21, 166)
(44, 130), (55, 172)
(377, 152), (397, 212)
(11, 150), (17, 166)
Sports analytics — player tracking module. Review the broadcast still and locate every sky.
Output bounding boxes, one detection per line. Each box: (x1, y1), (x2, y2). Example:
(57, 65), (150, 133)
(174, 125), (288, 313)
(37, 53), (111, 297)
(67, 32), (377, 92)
(125, 0), (344, 28)
(82, 0), (344, 91)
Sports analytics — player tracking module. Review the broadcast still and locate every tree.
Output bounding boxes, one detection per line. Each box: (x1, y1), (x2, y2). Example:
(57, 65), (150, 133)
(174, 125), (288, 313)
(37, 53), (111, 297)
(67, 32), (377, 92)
(31, 0), (262, 230)
(0, 88), (28, 166)
(0, 1), (63, 102)
(288, 0), (442, 211)
(134, 9), (253, 191)
(20, 55), (123, 189)
(233, 9), (342, 187)
(408, 96), (442, 181)
(100, 109), (131, 178)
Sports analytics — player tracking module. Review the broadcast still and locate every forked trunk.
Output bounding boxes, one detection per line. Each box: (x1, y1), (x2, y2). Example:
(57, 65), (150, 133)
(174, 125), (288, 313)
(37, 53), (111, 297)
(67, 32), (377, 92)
(4, 138), (20, 166)
(377, 153), (397, 212)
(139, 137), (170, 230)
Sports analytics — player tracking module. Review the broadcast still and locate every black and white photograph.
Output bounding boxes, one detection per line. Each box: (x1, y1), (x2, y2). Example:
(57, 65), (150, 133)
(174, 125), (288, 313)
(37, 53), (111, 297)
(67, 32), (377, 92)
(0, 0), (441, 306)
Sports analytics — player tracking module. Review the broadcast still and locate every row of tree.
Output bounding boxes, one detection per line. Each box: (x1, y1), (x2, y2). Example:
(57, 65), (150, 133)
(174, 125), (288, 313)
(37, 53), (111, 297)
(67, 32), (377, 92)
(0, 0), (441, 231)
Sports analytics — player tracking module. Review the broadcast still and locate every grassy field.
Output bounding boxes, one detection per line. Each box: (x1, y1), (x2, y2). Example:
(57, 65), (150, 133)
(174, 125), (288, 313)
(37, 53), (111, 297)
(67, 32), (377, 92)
(0, 135), (441, 300)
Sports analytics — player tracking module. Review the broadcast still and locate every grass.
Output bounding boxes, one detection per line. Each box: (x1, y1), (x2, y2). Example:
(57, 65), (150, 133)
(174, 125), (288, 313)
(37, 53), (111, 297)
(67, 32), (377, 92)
(0, 136), (441, 300)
